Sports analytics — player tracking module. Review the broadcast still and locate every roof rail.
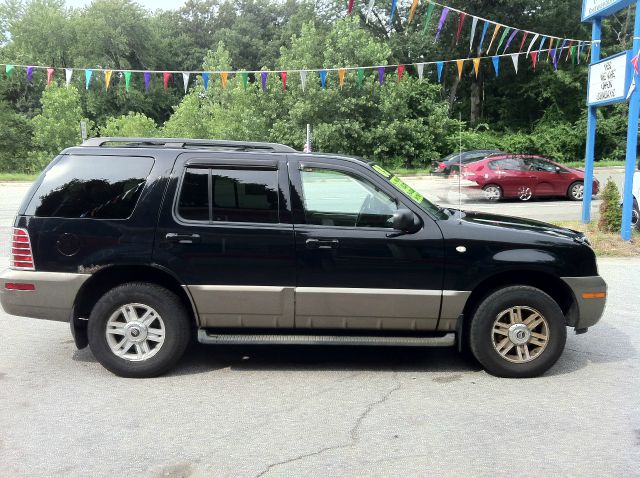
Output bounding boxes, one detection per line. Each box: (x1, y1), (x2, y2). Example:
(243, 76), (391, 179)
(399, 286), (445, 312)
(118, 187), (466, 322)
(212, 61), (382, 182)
(81, 137), (297, 153)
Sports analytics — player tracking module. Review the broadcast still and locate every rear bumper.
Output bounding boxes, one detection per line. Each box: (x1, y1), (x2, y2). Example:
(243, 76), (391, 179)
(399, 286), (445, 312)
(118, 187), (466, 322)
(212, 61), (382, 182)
(561, 276), (607, 329)
(0, 269), (89, 322)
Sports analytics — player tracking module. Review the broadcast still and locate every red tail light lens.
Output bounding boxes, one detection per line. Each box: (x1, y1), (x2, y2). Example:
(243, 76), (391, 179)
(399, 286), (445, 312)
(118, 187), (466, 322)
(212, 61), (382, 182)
(10, 228), (35, 270)
(437, 163), (446, 169)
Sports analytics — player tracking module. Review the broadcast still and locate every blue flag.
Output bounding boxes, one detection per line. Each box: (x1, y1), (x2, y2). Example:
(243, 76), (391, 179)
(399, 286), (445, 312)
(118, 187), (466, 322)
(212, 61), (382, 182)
(478, 21), (490, 52)
(437, 62), (444, 83)
(320, 70), (327, 89)
(85, 69), (93, 90)
(492, 56), (500, 77)
(202, 72), (209, 91)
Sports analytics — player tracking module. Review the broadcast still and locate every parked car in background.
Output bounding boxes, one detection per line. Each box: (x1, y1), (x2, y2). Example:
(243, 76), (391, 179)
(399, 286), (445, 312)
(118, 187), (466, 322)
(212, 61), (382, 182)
(431, 150), (503, 177)
(624, 170), (640, 230)
(462, 154), (600, 202)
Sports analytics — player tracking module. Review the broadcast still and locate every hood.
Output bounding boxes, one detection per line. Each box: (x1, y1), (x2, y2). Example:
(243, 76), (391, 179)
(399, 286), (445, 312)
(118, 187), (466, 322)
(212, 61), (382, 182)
(448, 209), (587, 242)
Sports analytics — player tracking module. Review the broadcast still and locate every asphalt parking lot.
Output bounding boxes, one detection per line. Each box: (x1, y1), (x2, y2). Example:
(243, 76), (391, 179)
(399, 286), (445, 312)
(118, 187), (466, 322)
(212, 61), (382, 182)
(0, 176), (638, 477)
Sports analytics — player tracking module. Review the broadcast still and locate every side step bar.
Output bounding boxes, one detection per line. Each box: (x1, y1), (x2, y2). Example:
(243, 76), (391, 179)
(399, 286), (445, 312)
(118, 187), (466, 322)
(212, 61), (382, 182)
(197, 330), (456, 347)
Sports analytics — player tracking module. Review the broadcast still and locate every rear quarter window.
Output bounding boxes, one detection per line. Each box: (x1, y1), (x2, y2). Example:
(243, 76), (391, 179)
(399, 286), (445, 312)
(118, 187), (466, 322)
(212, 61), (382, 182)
(25, 155), (155, 219)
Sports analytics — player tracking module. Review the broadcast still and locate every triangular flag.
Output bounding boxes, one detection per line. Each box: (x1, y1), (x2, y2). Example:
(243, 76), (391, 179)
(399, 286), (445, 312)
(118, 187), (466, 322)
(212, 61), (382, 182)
(478, 21), (490, 52)
(570, 45), (577, 64)
(241, 72), (249, 90)
(123, 71), (131, 92)
(144, 72), (151, 91)
(389, 0), (397, 26)
(5, 64), (13, 78)
(565, 40), (574, 61)
(281, 71), (287, 90)
(632, 52), (640, 75)
(182, 72), (190, 93)
(627, 77), (636, 100)
(503, 29), (519, 54)
(338, 68), (346, 88)
(423, 2), (436, 34)
(408, 0), (419, 24)
(347, 0), (355, 14)
(26, 66), (34, 82)
(357, 68), (364, 86)
(163, 72), (171, 91)
(104, 69), (112, 90)
(366, 0), (375, 23)
(538, 36), (547, 55)
(551, 48), (558, 69)
(435, 7), (450, 42)
(526, 33), (540, 57)
(220, 71), (228, 89)
(437, 62), (444, 82)
(488, 24), (502, 54)
(85, 69), (93, 90)
(65, 68), (73, 87)
(456, 13), (466, 45)
(531, 51), (539, 70)
(261, 72), (267, 92)
(202, 72), (209, 91)
(577, 42), (583, 64)
(519, 32), (529, 52)
(548, 38), (555, 60)
(492, 56), (499, 77)
(417, 63), (425, 80)
(510, 53), (519, 74)
(558, 39), (568, 61)
(472, 58), (481, 78)
(397, 64), (405, 81)
(469, 16), (478, 52)
(496, 27), (511, 53)
(320, 70), (327, 89)
(300, 70), (308, 91)
(377, 67), (384, 86)
(46, 68), (55, 85)
(456, 59), (464, 80)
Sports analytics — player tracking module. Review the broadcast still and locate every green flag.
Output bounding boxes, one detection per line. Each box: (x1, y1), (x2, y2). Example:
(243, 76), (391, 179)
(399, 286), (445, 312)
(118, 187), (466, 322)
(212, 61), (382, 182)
(124, 71), (132, 92)
(5, 64), (14, 78)
(423, 2), (436, 34)
(241, 72), (248, 90)
(357, 68), (364, 86)
(496, 27), (511, 54)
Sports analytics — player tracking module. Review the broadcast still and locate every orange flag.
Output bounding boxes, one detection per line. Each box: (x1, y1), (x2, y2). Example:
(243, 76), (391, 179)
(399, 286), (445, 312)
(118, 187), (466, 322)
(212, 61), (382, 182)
(220, 72), (228, 89)
(487, 24), (502, 54)
(472, 58), (481, 78)
(338, 68), (346, 88)
(456, 59), (465, 80)
(408, 0), (419, 24)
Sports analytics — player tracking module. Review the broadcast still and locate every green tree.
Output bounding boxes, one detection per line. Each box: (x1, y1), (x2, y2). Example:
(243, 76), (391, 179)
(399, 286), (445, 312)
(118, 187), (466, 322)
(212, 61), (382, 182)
(100, 111), (158, 137)
(0, 97), (33, 172)
(598, 178), (623, 233)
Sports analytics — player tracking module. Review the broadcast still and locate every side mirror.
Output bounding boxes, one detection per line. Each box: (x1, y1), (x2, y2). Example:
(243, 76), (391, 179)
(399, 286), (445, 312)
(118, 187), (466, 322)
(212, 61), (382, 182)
(392, 209), (418, 232)
(555, 166), (562, 173)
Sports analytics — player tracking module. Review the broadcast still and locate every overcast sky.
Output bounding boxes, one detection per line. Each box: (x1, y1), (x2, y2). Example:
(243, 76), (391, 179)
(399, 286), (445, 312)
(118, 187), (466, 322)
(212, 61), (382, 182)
(65, 0), (185, 11)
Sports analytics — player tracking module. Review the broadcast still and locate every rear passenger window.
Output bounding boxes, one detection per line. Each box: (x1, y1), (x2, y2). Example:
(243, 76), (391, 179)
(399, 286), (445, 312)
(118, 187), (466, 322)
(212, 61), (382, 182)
(177, 167), (279, 224)
(26, 155), (154, 219)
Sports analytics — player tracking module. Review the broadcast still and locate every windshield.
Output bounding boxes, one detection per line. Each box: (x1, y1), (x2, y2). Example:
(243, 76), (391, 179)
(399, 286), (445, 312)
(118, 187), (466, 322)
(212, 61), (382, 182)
(371, 164), (448, 219)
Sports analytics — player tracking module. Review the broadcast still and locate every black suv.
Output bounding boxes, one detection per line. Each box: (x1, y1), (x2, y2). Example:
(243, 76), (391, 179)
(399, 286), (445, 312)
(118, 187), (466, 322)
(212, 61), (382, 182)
(0, 138), (607, 378)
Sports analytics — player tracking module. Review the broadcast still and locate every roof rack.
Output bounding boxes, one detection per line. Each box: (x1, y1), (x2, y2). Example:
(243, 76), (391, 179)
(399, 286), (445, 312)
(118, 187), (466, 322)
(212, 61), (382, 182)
(81, 137), (297, 153)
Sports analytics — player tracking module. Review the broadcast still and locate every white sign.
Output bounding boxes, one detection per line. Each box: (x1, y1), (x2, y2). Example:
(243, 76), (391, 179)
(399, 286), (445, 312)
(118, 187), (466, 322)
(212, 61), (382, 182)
(80, 121), (88, 141)
(582, 0), (634, 21)
(588, 51), (631, 107)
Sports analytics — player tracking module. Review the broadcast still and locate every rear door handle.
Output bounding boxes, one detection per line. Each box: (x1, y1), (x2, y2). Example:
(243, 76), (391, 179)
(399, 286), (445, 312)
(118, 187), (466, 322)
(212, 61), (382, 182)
(165, 233), (201, 244)
(306, 239), (339, 250)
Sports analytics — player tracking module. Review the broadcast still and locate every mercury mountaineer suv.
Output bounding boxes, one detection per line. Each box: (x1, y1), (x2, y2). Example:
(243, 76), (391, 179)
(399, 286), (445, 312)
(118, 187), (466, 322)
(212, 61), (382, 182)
(0, 138), (608, 378)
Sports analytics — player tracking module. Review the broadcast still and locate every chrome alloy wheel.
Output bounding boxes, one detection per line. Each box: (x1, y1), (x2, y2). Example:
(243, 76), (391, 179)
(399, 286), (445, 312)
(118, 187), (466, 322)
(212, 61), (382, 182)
(491, 306), (549, 364)
(571, 183), (584, 200)
(483, 185), (502, 201)
(517, 186), (533, 201)
(105, 303), (165, 361)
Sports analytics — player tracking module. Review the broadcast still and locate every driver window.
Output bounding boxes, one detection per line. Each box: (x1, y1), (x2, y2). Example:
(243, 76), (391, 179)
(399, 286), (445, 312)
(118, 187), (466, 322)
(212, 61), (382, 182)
(300, 168), (398, 228)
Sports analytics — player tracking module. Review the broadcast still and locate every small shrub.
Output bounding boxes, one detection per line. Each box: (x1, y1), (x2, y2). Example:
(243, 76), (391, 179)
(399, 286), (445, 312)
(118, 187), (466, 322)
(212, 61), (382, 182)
(598, 178), (622, 233)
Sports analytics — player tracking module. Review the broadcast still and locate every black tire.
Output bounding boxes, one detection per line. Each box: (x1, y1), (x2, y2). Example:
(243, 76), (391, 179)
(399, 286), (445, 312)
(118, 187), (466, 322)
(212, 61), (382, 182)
(567, 181), (584, 201)
(88, 282), (191, 378)
(482, 184), (503, 201)
(632, 199), (639, 232)
(469, 286), (567, 378)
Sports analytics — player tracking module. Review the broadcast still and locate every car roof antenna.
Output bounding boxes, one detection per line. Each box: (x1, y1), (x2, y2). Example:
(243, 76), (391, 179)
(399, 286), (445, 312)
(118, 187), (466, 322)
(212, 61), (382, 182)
(458, 112), (463, 224)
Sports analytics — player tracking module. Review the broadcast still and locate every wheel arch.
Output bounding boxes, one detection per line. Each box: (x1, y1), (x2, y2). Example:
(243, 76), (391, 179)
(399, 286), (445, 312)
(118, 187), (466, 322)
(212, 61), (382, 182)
(70, 264), (199, 349)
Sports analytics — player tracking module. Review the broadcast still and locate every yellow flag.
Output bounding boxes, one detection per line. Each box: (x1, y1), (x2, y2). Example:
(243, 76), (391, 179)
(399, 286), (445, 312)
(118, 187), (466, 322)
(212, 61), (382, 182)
(220, 71), (228, 89)
(104, 69), (112, 90)
(338, 68), (346, 88)
(548, 38), (555, 60)
(408, 0), (419, 24)
(473, 58), (481, 78)
(456, 59), (465, 80)
(487, 24), (502, 54)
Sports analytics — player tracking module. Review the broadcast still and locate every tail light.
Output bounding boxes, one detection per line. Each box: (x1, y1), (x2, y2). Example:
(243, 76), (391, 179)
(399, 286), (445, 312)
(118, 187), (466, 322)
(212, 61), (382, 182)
(10, 227), (35, 270)
(437, 162), (446, 169)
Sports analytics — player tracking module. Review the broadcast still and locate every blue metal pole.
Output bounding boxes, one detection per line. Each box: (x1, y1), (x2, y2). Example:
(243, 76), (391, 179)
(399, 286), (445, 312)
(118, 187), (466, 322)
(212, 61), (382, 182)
(621, 5), (640, 241)
(582, 19), (602, 224)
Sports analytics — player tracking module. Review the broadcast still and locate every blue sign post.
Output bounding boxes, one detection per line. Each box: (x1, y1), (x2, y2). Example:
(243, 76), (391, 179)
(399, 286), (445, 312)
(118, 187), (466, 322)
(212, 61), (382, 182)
(582, 0), (639, 241)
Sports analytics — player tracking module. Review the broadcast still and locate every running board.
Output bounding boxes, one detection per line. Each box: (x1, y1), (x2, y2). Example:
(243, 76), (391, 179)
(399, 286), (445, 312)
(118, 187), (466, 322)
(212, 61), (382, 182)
(197, 330), (456, 347)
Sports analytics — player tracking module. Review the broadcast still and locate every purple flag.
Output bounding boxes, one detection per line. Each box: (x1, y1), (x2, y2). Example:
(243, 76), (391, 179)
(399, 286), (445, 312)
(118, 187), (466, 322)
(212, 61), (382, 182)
(503, 29), (519, 54)
(435, 7), (450, 42)
(261, 72), (268, 92)
(377, 67), (385, 86)
(144, 72), (151, 91)
(26, 66), (34, 82)
(551, 48), (558, 69)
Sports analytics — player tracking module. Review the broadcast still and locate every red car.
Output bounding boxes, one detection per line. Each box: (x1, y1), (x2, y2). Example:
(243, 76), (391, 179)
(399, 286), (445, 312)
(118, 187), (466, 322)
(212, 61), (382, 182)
(462, 154), (600, 201)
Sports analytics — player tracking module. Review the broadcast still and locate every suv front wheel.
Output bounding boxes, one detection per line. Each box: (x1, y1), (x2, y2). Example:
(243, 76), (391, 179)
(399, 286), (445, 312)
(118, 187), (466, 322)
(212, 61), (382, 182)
(87, 282), (191, 378)
(469, 286), (567, 378)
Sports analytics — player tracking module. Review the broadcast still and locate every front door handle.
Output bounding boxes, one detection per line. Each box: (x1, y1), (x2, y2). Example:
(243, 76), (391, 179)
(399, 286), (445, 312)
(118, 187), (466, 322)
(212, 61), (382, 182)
(306, 239), (339, 250)
(166, 233), (201, 244)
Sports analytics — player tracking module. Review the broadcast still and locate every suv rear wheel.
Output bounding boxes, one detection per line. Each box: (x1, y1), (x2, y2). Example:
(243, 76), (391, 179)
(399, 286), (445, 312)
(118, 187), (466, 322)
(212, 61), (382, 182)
(87, 282), (191, 378)
(469, 286), (567, 378)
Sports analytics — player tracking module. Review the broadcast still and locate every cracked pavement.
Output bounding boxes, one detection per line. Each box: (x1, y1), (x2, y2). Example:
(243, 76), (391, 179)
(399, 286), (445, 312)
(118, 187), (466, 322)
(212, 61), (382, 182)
(0, 258), (638, 477)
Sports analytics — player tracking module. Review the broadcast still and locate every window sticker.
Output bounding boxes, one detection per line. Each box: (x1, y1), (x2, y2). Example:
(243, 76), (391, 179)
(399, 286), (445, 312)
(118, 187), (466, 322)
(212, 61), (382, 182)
(389, 175), (424, 204)
(372, 164), (392, 178)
